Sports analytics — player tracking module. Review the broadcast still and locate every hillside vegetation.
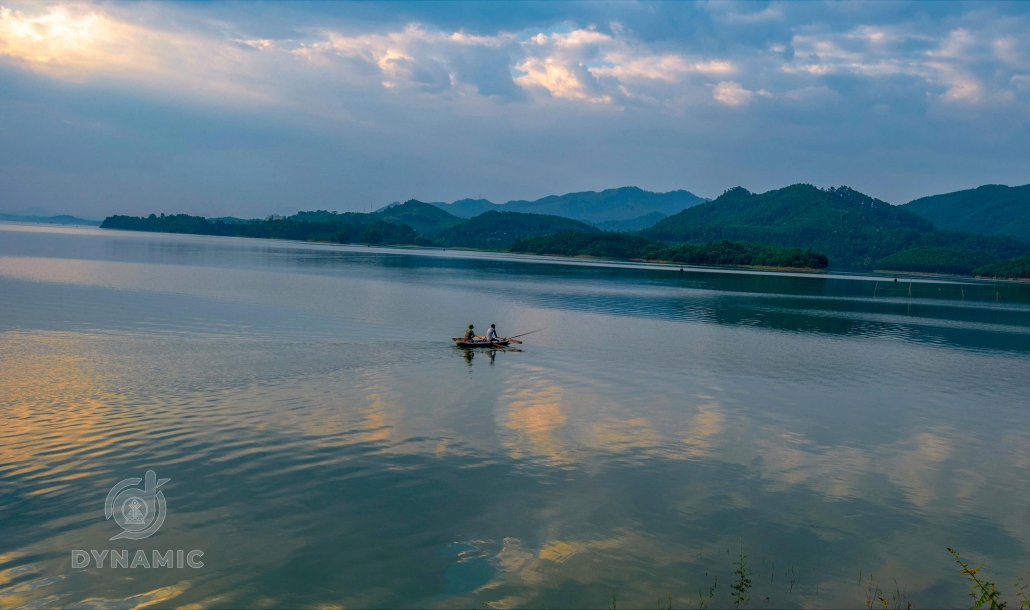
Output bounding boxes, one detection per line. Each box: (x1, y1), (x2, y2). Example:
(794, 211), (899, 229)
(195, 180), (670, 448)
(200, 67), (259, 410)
(510, 233), (657, 259)
(432, 210), (598, 248)
(101, 213), (421, 246)
(595, 211), (668, 232)
(903, 184), (1030, 242)
(642, 184), (1028, 270)
(101, 182), (1030, 277)
(372, 200), (463, 235)
(975, 253), (1030, 279)
(509, 233), (828, 269)
(101, 208), (598, 250)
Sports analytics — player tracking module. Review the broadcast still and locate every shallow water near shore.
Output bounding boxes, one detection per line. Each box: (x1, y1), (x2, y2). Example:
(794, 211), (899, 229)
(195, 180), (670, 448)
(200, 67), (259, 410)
(2, 222), (1029, 609)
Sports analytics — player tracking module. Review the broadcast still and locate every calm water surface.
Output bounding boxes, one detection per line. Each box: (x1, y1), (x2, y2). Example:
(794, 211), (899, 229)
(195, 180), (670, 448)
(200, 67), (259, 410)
(1, 223), (1029, 609)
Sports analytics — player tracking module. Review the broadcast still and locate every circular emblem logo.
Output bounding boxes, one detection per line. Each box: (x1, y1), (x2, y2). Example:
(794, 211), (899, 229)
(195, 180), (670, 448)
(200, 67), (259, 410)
(105, 470), (169, 540)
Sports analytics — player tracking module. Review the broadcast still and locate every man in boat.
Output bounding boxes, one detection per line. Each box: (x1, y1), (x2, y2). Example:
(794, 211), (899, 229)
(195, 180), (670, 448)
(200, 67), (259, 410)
(486, 324), (501, 344)
(462, 324), (477, 342)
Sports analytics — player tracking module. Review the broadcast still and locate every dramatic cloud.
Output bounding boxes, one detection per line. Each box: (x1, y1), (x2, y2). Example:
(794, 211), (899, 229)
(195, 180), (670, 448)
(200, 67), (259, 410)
(4, 2), (1028, 112)
(0, 1), (1028, 217)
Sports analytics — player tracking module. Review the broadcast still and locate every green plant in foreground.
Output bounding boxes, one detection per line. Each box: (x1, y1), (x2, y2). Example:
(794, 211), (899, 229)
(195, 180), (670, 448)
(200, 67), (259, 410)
(1012, 562), (1030, 610)
(731, 537), (752, 609)
(698, 573), (717, 610)
(949, 547), (1007, 610)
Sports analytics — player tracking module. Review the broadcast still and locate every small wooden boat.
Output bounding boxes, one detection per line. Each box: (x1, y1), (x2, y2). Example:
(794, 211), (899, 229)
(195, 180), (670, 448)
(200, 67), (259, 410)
(453, 338), (510, 348)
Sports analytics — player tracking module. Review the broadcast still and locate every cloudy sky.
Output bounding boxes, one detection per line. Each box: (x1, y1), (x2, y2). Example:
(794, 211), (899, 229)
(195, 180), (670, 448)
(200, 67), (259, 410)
(1, 1), (1029, 218)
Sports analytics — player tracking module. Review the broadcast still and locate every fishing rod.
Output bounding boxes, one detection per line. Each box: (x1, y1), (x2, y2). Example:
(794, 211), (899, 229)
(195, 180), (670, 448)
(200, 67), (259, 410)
(508, 328), (546, 339)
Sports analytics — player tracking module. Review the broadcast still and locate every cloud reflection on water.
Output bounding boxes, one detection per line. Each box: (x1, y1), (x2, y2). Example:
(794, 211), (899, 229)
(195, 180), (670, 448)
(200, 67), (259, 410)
(2, 230), (1030, 607)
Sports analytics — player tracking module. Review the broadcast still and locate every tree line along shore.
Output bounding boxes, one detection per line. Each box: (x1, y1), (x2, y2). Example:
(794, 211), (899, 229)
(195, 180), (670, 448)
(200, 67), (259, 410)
(100, 182), (1030, 278)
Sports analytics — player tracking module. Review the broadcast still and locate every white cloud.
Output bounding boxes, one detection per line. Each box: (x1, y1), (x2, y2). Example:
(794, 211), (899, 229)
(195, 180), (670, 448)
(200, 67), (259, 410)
(515, 57), (610, 103)
(513, 26), (735, 105)
(712, 81), (753, 105)
(0, 6), (744, 111)
(2, 1), (1029, 119)
(783, 18), (1030, 108)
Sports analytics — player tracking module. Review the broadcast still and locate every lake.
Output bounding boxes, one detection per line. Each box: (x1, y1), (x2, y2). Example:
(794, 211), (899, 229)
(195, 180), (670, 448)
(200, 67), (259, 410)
(1, 222), (1029, 609)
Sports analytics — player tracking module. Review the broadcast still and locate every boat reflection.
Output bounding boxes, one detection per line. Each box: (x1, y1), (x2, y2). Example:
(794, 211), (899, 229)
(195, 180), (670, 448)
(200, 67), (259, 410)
(457, 345), (523, 366)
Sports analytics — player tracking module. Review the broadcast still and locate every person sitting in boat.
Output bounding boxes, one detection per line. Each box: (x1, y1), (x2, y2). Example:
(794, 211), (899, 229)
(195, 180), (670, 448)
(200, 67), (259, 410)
(486, 324), (501, 343)
(462, 324), (477, 341)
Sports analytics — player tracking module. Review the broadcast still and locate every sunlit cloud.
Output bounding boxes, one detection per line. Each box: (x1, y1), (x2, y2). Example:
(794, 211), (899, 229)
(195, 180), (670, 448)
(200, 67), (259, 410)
(514, 27), (736, 105)
(0, 5), (746, 111)
(784, 18), (1030, 107)
(0, 5), (119, 70)
(712, 80), (753, 105)
(0, 3), (281, 104)
(3, 2), (1028, 118)
(498, 376), (571, 465)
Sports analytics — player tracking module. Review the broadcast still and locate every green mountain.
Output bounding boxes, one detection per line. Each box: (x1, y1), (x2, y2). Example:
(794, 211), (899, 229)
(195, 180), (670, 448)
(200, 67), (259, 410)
(0, 213), (101, 226)
(101, 213), (420, 246)
(289, 210), (370, 224)
(426, 187), (705, 223)
(433, 210), (599, 249)
(641, 184), (1029, 270)
(903, 184), (1030, 242)
(430, 198), (497, 218)
(373, 200), (463, 235)
(595, 211), (667, 232)
(511, 232), (658, 259)
(209, 216), (256, 224)
(509, 233), (828, 269)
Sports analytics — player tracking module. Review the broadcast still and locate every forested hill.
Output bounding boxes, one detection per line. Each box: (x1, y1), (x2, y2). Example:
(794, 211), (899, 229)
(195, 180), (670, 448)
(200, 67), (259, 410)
(641, 184), (1029, 270)
(975, 252), (1030, 279)
(372, 200), (463, 235)
(100, 208), (600, 250)
(426, 186), (705, 225)
(432, 210), (599, 248)
(902, 184), (1030, 242)
(0, 213), (101, 226)
(510, 232), (828, 270)
(101, 212), (421, 245)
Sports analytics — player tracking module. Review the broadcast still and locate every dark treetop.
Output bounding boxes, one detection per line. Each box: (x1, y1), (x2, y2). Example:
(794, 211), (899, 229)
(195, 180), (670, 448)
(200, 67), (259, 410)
(975, 252), (1030, 279)
(431, 210), (599, 249)
(509, 232), (829, 269)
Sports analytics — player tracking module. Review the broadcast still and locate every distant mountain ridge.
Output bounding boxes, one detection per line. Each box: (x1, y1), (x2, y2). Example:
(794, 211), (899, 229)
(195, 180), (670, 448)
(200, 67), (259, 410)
(398, 186), (705, 226)
(0, 213), (101, 226)
(902, 184), (1030, 242)
(98, 181), (1030, 276)
(641, 184), (1029, 270)
(100, 204), (599, 250)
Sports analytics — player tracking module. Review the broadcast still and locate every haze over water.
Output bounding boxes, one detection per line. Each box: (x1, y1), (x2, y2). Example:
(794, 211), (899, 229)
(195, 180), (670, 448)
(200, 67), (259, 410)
(2, 222), (1029, 609)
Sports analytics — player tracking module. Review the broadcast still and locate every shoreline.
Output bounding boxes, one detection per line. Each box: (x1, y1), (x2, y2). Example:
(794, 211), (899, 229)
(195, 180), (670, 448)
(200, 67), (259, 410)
(4, 221), (1017, 284)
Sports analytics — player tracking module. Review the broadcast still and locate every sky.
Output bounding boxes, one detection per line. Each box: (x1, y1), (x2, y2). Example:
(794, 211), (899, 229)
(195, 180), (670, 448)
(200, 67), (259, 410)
(1, 1), (1029, 219)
